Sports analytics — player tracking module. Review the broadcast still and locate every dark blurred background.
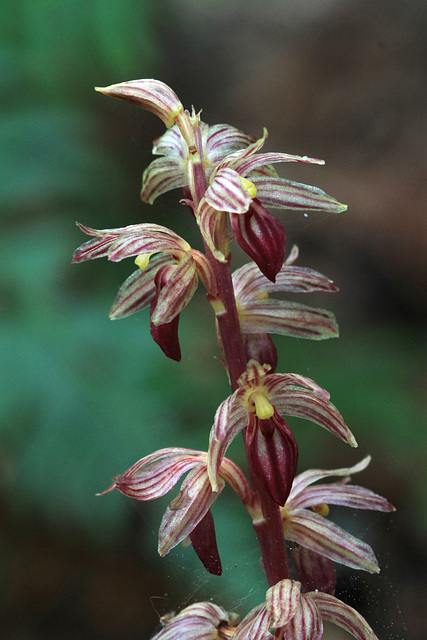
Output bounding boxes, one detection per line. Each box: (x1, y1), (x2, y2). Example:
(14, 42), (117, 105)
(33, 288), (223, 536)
(1, 1), (425, 639)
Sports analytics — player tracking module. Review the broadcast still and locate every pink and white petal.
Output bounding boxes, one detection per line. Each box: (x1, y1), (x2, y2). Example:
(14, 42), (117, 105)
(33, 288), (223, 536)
(206, 124), (255, 162)
(239, 299), (339, 340)
(205, 167), (253, 213)
(207, 394), (248, 491)
(266, 579), (301, 628)
(309, 592), (379, 640)
(263, 372), (330, 400)
(233, 263), (338, 303)
(284, 509), (379, 573)
(252, 176), (348, 213)
(109, 254), (174, 319)
(216, 128), (268, 171)
(72, 235), (117, 262)
(76, 221), (184, 239)
(108, 228), (189, 262)
(101, 448), (204, 500)
(151, 253), (198, 324)
(141, 156), (187, 204)
(158, 465), (225, 556)
(152, 125), (186, 157)
(95, 79), (184, 128)
(236, 151), (324, 177)
(282, 594), (323, 640)
(191, 250), (218, 297)
(197, 198), (228, 262)
(289, 482), (395, 513)
(153, 601), (230, 640)
(266, 383), (356, 447)
(233, 604), (271, 640)
(289, 457), (372, 499)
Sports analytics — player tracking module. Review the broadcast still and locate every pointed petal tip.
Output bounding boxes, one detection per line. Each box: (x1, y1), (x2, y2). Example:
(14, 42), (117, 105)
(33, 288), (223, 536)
(96, 481), (117, 496)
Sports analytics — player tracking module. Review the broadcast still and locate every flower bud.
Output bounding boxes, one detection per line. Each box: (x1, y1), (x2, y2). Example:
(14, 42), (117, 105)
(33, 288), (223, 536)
(189, 510), (222, 576)
(246, 409), (298, 506)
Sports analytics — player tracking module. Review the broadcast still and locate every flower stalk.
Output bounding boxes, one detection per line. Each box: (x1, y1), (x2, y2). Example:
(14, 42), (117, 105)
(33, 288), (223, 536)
(73, 77), (394, 640)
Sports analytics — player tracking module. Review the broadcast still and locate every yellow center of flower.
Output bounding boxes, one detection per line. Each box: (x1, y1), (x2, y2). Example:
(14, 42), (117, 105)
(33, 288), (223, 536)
(135, 253), (152, 270)
(247, 390), (274, 419)
(312, 503), (330, 516)
(239, 176), (257, 199)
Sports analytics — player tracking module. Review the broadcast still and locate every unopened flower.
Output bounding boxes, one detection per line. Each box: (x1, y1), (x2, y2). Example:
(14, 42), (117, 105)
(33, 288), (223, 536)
(282, 455), (395, 573)
(72, 222), (217, 360)
(234, 578), (380, 640)
(99, 447), (256, 575)
(208, 360), (356, 506)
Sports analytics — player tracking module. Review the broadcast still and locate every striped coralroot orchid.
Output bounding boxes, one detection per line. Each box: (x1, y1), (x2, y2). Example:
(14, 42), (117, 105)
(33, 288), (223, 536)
(73, 77), (394, 639)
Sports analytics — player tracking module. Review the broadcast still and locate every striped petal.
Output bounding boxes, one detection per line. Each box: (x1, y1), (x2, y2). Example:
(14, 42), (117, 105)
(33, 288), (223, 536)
(252, 176), (348, 213)
(282, 593), (323, 640)
(152, 602), (232, 640)
(233, 262), (338, 302)
(207, 394), (248, 491)
(235, 151), (324, 177)
(109, 254), (174, 319)
(141, 156), (187, 204)
(205, 124), (256, 166)
(289, 456), (372, 497)
(289, 482), (395, 513)
(158, 465), (224, 556)
(266, 578), (301, 627)
(98, 448), (204, 500)
(283, 509), (379, 573)
(238, 299), (339, 340)
(95, 79), (184, 128)
(233, 604), (271, 640)
(150, 252), (198, 325)
(309, 592), (379, 640)
(205, 167), (253, 213)
(263, 375), (356, 447)
(197, 198), (228, 262)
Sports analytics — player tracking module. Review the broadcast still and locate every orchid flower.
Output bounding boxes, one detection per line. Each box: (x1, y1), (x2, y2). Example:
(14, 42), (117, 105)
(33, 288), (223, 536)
(234, 578), (380, 640)
(72, 222), (217, 360)
(99, 447), (257, 575)
(208, 360), (356, 506)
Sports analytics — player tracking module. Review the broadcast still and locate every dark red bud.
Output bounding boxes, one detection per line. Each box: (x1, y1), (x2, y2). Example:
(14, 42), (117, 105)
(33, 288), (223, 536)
(291, 546), (336, 595)
(231, 199), (286, 282)
(243, 333), (278, 373)
(150, 269), (181, 361)
(189, 510), (222, 576)
(247, 409), (298, 506)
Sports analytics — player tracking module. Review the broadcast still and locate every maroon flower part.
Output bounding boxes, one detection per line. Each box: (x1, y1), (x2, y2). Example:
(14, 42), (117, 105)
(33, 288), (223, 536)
(291, 547), (336, 595)
(98, 447), (257, 575)
(72, 222), (217, 360)
(282, 456), (395, 573)
(234, 578), (380, 640)
(232, 245), (339, 341)
(207, 361), (356, 503)
(150, 602), (239, 640)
